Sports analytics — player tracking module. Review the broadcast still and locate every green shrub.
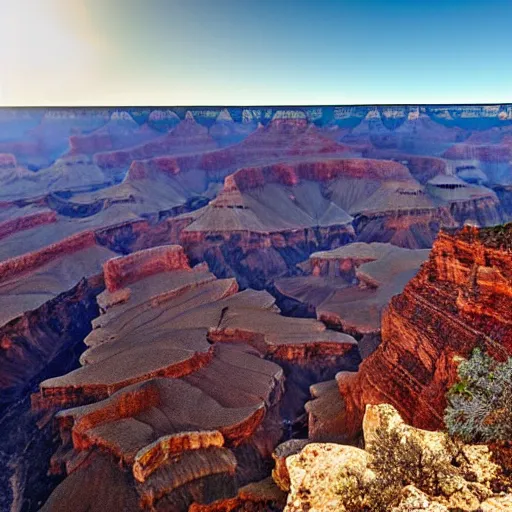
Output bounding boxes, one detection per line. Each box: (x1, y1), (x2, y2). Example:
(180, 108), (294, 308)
(445, 348), (512, 443)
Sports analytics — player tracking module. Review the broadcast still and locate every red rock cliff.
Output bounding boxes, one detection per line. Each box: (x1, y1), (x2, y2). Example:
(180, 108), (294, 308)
(0, 211), (57, 242)
(338, 224), (512, 437)
(103, 244), (191, 292)
(227, 158), (411, 192)
(0, 230), (97, 284)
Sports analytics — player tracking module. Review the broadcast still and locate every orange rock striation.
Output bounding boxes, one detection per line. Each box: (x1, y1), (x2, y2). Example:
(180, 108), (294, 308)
(336, 224), (512, 439)
(0, 209), (57, 242)
(103, 244), (190, 292)
(0, 230), (97, 284)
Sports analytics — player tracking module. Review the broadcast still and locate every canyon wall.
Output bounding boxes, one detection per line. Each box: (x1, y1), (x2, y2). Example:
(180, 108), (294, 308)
(338, 224), (512, 437)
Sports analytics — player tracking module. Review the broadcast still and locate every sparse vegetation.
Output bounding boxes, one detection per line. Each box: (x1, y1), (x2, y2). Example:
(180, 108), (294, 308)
(477, 222), (512, 249)
(335, 411), (455, 511)
(445, 348), (512, 443)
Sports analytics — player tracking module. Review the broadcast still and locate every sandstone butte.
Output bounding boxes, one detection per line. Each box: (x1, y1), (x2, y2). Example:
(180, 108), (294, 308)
(164, 155), (502, 289)
(305, 223), (512, 443)
(34, 244), (359, 511)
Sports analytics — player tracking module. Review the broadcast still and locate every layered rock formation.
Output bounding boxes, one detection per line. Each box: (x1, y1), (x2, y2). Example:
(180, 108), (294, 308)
(335, 223), (512, 439)
(35, 246), (359, 511)
(1, 105), (512, 511)
(94, 112), (218, 171)
(0, 153), (119, 202)
(0, 234), (116, 404)
(442, 135), (512, 187)
(276, 242), (429, 338)
(166, 158), (428, 287)
(68, 112), (160, 157)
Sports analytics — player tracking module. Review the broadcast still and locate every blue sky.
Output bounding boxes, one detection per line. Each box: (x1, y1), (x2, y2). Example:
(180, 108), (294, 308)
(1, 0), (511, 105)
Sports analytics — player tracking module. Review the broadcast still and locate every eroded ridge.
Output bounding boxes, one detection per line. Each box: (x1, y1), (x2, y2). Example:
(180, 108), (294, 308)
(35, 245), (359, 510)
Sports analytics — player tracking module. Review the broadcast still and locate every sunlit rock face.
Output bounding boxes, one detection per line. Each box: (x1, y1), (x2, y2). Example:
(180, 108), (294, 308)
(278, 404), (509, 512)
(337, 224), (512, 439)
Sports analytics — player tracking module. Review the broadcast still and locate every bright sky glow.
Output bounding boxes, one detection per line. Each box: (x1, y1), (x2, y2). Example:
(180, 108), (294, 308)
(1, 0), (511, 106)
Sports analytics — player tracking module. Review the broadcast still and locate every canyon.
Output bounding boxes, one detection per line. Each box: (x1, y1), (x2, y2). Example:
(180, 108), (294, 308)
(0, 104), (511, 511)
(306, 223), (512, 444)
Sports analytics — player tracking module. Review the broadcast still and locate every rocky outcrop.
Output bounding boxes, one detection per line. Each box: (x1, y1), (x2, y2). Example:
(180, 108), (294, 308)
(337, 224), (512, 439)
(280, 404), (510, 512)
(103, 244), (190, 291)
(276, 243), (429, 337)
(35, 248), (359, 510)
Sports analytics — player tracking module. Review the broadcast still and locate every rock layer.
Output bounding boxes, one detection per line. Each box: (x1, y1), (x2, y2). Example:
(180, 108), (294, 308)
(337, 224), (512, 438)
(35, 247), (359, 510)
